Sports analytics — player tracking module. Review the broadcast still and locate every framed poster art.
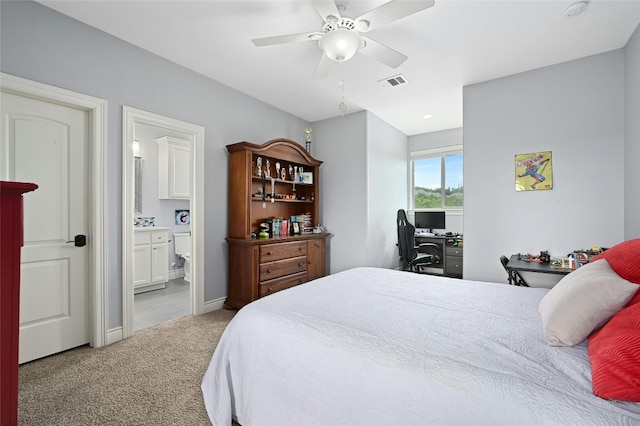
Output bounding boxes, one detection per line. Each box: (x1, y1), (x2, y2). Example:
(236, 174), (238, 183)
(515, 151), (553, 191)
(175, 209), (190, 225)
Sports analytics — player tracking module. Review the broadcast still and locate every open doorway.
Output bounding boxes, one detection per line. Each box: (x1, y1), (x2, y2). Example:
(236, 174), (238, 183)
(122, 106), (205, 339)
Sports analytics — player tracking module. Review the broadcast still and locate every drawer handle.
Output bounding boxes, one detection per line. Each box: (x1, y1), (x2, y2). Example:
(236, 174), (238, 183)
(298, 263), (303, 267)
(266, 268), (272, 273)
(299, 246), (303, 250)
(266, 287), (272, 293)
(266, 251), (273, 255)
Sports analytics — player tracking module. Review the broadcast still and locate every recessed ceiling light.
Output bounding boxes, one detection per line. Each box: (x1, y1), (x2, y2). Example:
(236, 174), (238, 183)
(423, 114), (433, 119)
(564, 1), (589, 17)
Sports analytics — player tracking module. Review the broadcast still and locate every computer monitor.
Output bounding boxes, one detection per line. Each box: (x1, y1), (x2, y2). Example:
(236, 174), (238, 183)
(414, 211), (446, 233)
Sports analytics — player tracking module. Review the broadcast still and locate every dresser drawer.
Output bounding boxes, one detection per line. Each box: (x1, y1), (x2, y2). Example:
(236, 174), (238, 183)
(445, 246), (463, 257)
(260, 255), (307, 281)
(445, 257), (463, 276)
(259, 271), (307, 297)
(260, 241), (307, 262)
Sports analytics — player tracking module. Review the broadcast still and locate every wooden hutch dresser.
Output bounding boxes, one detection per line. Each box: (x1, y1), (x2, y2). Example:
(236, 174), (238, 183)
(225, 138), (330, 309)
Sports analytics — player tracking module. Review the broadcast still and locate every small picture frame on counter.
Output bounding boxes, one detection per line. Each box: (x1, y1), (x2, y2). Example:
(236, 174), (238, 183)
(292, 222), (301, 235)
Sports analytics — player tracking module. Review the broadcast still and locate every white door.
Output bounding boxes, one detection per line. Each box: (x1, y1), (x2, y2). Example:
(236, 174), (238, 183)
(0, 91), (90, 363)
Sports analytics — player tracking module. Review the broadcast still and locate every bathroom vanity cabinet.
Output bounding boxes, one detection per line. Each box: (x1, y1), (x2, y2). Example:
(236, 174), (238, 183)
(133, 227), (169, 294)
(156, 136), (190, 199)
(225, 138), (330, 309)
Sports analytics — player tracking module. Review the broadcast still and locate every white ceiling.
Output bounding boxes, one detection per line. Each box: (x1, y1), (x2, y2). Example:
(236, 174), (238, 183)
(37, 0), (640, 136)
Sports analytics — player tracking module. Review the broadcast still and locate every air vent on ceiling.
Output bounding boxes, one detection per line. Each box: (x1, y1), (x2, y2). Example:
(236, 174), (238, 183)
(379, 74), (408, 88)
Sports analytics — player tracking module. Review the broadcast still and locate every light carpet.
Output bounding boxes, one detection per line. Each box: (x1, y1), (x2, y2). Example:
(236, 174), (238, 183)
(18, 309), (235, 426)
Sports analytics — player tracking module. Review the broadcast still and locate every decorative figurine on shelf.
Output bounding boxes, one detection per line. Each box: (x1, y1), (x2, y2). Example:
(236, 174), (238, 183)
(304, 128), (312, 153)
(288, 164), (294, 181)
(256, 157), (262, 177)
(280, 167), (286, 180)
(259, 223), (269, 239)
(265, 159), (271, 178)
(299, 166), (304, 182)
(275, 162), (280, 179)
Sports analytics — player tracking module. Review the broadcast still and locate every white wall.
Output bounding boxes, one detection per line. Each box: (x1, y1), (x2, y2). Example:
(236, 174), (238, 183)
(313, 111), (408, 273)
(408, 128), (464, 234)
(366, 113), (408, 269)
(0, 1), (311, 328)
(624, 24), (640, 239)
(313, 111), (368, 273)
(463, 50), (625, 285)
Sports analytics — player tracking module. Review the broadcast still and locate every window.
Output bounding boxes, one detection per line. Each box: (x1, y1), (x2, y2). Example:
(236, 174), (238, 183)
(411, 146), (463, 209)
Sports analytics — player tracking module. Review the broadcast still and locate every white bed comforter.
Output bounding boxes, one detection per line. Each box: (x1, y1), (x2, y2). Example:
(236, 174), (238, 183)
(202, 267), (640, 426)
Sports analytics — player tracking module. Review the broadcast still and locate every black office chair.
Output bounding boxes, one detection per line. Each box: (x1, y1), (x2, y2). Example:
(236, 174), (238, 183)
(397, 209), (436, 273)
(500, 255), (528, 286)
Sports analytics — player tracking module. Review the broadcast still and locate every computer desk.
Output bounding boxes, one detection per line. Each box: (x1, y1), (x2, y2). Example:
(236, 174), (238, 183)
(505, 254), (572, 286)
(415, 234), (463, 278)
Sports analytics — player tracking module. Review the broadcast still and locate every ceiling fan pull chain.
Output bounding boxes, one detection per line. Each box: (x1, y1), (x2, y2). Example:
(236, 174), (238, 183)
(338, 63), (347, 116)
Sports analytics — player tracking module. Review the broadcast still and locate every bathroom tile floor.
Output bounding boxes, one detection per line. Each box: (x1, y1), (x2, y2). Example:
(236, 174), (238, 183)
(134, 278), (190, 331)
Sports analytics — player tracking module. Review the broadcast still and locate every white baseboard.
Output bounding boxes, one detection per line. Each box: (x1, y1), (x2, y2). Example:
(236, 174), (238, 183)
(169, 268), (185, 280)
(203, 296), (226, 313)
(107, 327), (123, 345)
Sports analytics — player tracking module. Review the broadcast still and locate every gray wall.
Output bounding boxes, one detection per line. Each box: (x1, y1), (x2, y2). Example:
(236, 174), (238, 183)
(624, 24), (640, 239)
(463, 50), (626, 285)
(0, 1), (310, 329)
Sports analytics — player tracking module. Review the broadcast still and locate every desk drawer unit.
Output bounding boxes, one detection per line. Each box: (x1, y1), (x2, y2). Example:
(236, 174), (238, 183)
(445, 246), (463, 278)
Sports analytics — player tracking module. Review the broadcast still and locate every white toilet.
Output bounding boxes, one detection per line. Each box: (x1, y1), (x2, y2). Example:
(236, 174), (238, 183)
(173, 232), (191, 283)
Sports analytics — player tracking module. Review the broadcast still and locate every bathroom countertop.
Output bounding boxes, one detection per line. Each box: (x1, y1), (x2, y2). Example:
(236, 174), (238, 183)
(133, 226), (170, 231)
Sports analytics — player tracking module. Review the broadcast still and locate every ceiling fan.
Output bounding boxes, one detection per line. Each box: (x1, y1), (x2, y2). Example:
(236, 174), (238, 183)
(251, 0), (435, 79)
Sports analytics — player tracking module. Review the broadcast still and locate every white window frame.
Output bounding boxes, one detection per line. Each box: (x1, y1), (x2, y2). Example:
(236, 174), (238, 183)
(410, 145), (463, 211)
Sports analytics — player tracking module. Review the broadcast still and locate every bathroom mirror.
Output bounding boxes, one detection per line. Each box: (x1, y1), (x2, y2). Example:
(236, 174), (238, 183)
(134, 156), (142, 215)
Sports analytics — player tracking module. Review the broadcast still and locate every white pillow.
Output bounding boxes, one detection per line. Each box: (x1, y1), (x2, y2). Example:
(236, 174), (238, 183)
(538, 259), (638, 346)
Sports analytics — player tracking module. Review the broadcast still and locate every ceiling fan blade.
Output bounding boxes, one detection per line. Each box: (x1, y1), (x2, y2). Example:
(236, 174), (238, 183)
(359, 37), (408, 69)
(312, 53), (335, 80)
(252, 32), (319, 47)
(356, 0), (435, 33)
(312, 0), (342, 23)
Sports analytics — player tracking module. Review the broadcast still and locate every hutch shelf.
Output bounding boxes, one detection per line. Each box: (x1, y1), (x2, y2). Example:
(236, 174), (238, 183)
(225, 138), (330, 309)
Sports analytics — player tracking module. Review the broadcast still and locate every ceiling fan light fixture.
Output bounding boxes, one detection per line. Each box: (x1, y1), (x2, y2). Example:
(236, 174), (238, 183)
(319, 29), (362, 63)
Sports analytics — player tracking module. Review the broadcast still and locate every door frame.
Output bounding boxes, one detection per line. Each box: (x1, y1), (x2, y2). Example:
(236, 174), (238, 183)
(0, 72), (108, 348)
(122, 106), (205, 339)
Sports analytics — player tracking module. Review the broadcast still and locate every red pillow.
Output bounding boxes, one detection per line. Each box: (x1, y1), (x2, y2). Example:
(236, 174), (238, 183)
(588, 300), (640, 402)
(590, 238), (640, 284)
(627, 287), (640, 307)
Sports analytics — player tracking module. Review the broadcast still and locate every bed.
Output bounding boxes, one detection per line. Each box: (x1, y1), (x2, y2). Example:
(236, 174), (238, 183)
(202, 266), (640, 425)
